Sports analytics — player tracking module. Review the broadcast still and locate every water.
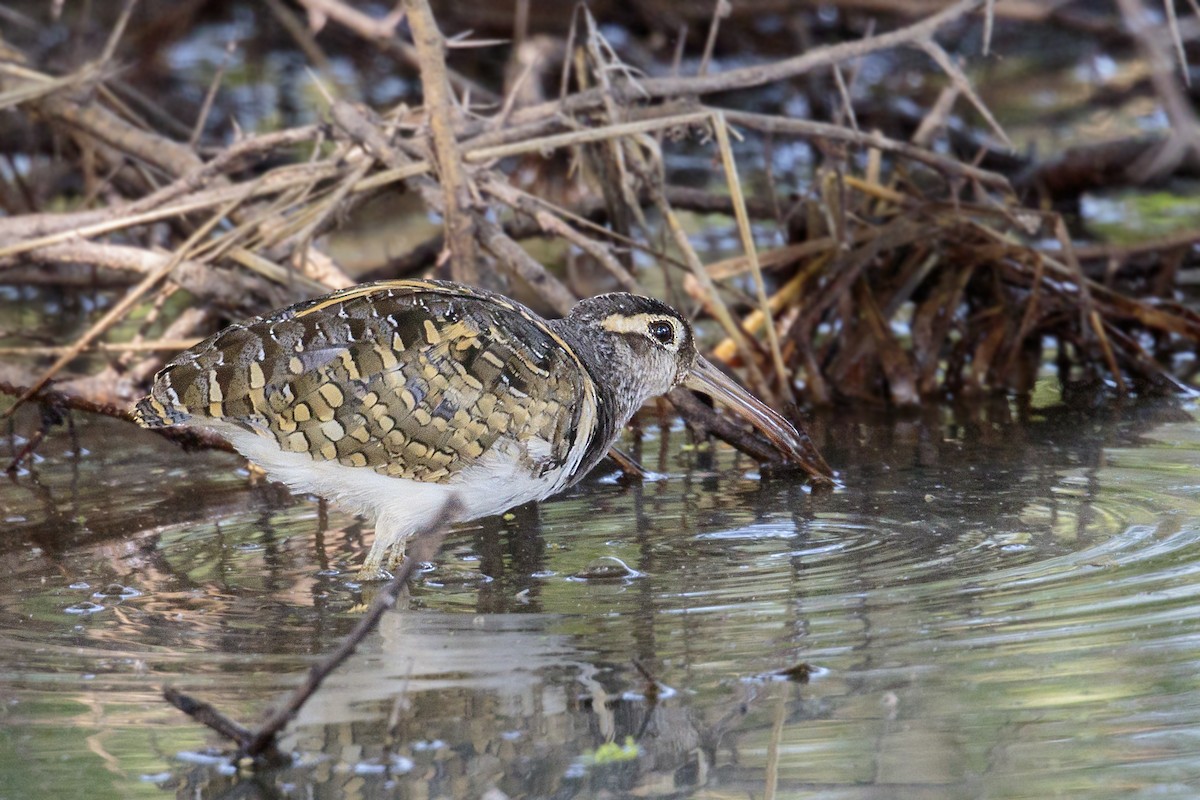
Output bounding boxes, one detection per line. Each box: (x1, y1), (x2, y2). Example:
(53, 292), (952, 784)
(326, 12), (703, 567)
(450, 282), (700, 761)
(2, 398), (1200, 798)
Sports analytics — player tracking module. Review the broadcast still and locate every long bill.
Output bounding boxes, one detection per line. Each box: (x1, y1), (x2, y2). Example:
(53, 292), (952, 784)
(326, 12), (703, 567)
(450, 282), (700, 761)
(681, 356), (821, 469)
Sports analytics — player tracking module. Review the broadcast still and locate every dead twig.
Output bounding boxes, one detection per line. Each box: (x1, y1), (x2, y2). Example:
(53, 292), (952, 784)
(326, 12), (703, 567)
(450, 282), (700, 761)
(295, 0), (497, 104)
(5, 190), (251, 417)
(498, 0), (986, 131)
(715, 107), (1011, 191)
(165, 499), (461, 766)
(404, 0), (480, 283)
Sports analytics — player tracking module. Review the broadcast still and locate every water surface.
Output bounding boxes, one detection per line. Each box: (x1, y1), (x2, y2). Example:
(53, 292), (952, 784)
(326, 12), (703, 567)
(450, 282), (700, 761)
(2, 399), (1200, 798)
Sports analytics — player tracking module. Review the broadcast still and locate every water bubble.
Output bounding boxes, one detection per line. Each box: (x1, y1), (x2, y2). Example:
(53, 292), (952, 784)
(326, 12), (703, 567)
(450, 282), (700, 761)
(139, 772), (172, 783)
(64, 601), (105, 615)
(92, 584), (142, 600)
(569, 556), (643, 581)
(175, 750), (232, 766)
(423, 569), (493, 588)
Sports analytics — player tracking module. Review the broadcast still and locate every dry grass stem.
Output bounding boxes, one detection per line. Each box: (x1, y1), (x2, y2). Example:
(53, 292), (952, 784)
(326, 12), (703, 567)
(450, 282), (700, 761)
(1, 0), (1198, 476)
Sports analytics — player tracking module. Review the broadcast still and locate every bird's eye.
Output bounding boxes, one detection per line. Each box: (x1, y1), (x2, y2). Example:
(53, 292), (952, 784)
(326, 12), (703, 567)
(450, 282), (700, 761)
(647, 319), (675, 346)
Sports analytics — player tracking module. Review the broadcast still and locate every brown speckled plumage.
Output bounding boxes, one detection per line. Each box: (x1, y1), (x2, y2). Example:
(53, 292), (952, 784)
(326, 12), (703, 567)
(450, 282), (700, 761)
(136, 281), (594, 483)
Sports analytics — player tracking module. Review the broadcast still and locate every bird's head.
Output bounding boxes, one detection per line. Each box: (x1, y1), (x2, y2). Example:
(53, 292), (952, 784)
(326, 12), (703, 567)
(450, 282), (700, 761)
(560, 293), (811, 463)
(564, 293), (699, 401)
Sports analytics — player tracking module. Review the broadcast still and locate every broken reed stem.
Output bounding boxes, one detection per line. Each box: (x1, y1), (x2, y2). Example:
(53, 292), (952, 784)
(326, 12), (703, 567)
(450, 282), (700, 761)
(403, 0), (479, 283)
(189, 39), (237, 147)
(712, 111), (794, 405)
(657, 189), (776, 404)
(1089, 308), (1127, 394)
(916, 38), (1012, 149)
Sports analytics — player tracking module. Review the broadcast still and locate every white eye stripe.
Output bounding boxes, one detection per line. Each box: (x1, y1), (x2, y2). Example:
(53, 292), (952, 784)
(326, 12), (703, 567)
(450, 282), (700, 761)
(599, 313), (683, 350)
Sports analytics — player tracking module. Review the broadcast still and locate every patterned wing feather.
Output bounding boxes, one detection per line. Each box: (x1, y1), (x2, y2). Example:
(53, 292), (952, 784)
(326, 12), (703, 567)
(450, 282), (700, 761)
(136, 281), (594, 484)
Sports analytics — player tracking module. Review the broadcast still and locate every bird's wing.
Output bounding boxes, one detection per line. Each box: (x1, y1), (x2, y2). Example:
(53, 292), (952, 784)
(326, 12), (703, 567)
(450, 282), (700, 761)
(140, 280), (597, 484)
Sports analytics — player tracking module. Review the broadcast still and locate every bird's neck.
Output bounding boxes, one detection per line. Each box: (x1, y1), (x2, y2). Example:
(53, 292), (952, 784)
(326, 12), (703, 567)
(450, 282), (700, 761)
(548, 318), (651, 484)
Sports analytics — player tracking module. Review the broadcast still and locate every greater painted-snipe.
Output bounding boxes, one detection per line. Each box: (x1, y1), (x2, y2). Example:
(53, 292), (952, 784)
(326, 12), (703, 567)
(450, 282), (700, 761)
(134, 279), (813, 579)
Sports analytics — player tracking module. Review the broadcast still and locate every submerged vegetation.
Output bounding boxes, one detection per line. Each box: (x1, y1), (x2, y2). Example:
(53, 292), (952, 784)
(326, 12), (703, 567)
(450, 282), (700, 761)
(2, 0), (1200, 450)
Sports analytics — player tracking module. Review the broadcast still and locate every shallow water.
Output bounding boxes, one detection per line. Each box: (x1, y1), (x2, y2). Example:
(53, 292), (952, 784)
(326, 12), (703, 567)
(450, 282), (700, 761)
(3, 398), (1200, 799)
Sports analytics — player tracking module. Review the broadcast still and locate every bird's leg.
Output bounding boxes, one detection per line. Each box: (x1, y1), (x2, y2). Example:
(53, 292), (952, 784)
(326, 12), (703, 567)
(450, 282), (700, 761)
(384, 538), (408, 572)
(357, 517), (414, 581)
(357, 523), (398, 581)
(359, 495), (450, 580)
(355, 539), (407, 581)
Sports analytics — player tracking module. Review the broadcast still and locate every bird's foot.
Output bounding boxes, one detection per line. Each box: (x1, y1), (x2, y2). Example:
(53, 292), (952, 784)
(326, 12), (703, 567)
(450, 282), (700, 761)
(354, 541), (408, 582)
(354, 565), (393, 582)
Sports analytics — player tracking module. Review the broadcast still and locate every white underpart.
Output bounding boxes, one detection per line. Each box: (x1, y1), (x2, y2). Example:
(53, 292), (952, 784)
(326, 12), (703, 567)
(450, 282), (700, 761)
(187, 400), (595, 576)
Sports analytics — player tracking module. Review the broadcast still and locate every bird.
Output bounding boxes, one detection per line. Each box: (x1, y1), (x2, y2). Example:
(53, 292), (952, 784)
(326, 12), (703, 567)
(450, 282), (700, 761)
(134, 279), (814, 579)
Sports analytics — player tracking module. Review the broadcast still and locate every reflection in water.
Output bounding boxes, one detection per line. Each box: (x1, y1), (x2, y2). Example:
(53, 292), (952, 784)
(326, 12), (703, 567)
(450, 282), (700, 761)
(2, 399), (1200, 797)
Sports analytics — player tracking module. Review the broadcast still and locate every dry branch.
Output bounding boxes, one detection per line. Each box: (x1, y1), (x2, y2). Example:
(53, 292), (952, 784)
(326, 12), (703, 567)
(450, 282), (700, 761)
(165, 501), (459, 765)
(497, 0), (987, 131)
(295, 0), (497, 105)
(404, 0), (480, 283)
